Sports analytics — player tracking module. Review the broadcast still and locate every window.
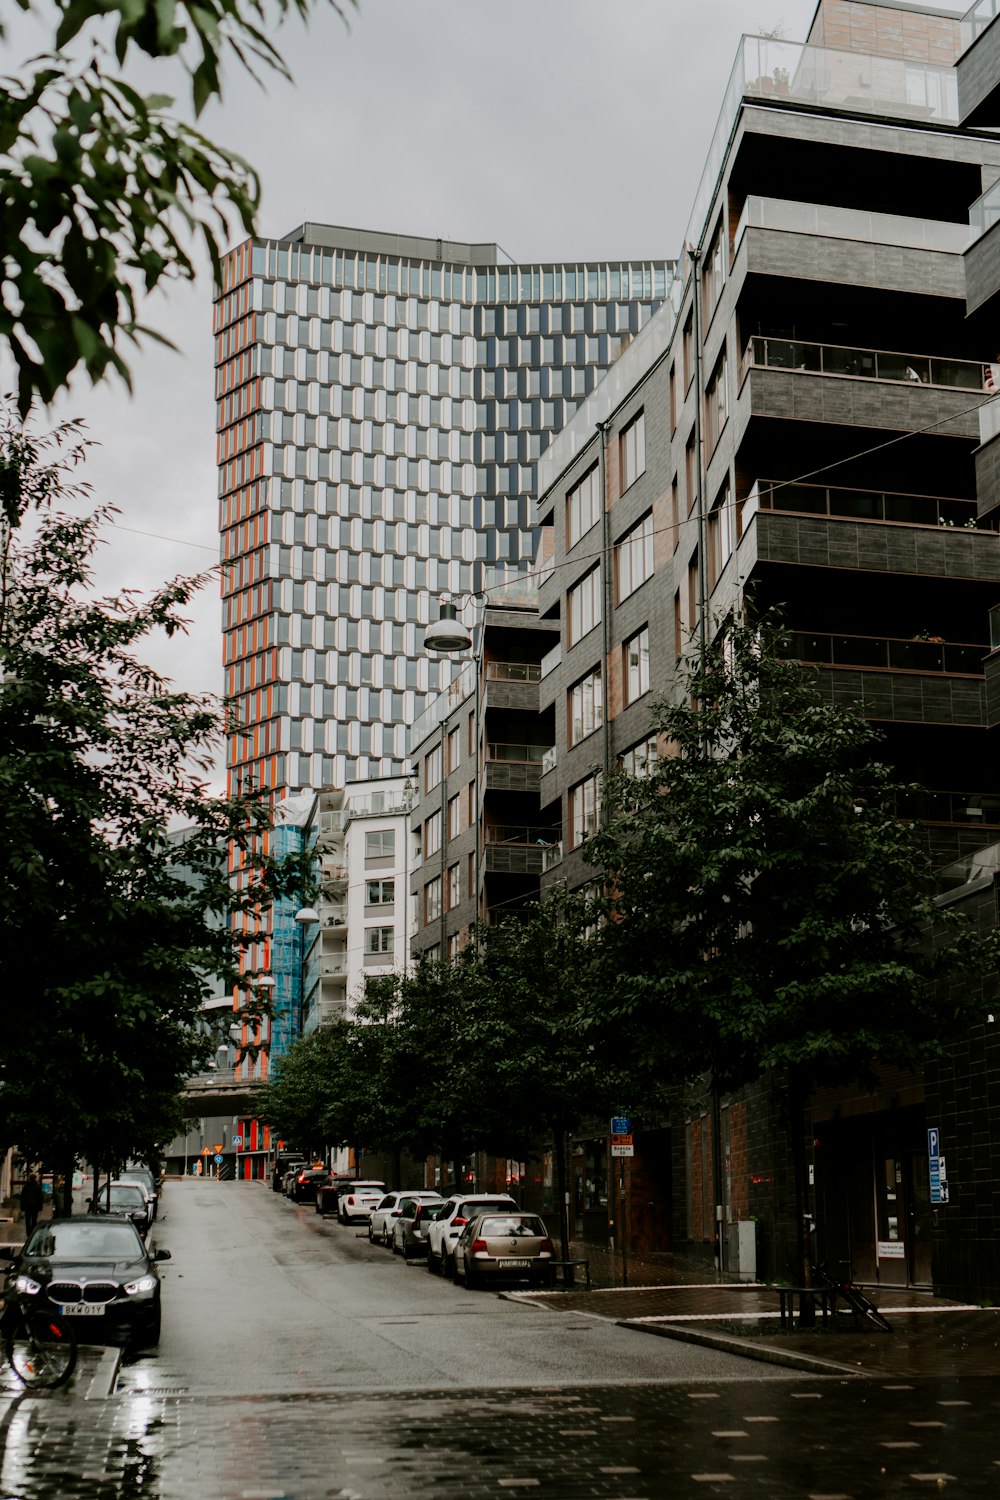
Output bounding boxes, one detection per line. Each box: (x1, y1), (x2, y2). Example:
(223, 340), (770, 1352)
(448, 863), (461, 908)
(674, 588), (683, 660)
(569, 773), (600, 848)
(687, 550), (699, 632)
(567, 464), (601, 547)
(671, 474), (680, 554)
(366, 879), (394, 905)
(616, 513), (653, 602)
(703, 217), (724, 316)
(425, 876), (442, 923)
(669, 362), (677, 434)
(425, 743), (442, 792)
(567, 567), (602, 646)
(424, 809), (442, 857)
(685, 429), (697, 515)
(620, 411), (645, 493)
(569, 666), (603, 746)
(365, 830), (395, 859)
(448, 794), (461, 839)
(364, 926), (394, 954)
(620, 734), (659, 777)
(623, 627), (650, 705)
(704, 349), (727, 453)
(707, 480), (734, 592)
(683, 311), (694, 390)
(447, 725), (460, 773)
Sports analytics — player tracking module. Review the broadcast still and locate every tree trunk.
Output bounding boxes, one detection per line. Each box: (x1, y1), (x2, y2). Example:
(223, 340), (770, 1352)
(788, 1067), (815, 1326)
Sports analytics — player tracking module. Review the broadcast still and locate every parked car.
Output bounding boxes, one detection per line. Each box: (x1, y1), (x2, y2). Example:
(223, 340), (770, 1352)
(453, 1212), (554, 1290)
(289, 1168), (330, 1204)
(315, 1176), (354, 1216)
(281, 1167), (303, 1197)
(119, 1166), (159, 1220)
(368, 1190), (443, 1246)
(90, 1182), (152, 1238)
(337, 1181), (386, 1225)
(272, 1154), (305, 1193)
(391, 1198), (448, 1259)
(0, 1214), (170, 1347)
(425, 1194), (519, 1277)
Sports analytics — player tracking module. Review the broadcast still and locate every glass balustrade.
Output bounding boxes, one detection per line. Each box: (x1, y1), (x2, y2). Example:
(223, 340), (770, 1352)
(735, 196), (969, 255)
(790, 631), (986, 676)
(752, 479), (987, 530)
(485, 661), (542, 682)
(969, 181), (1000, 239)
(744, 336), (985, 392)
(486, 743), (552, 763)
(484, 825), (562, 845)
(898, 788), (1000, 827)
(962, 0), (1000, 48)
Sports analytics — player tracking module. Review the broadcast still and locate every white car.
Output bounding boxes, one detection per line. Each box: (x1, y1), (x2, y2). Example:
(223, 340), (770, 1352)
(336, 1181), (386, 1225)
(368, 1190), (443, 1246)
(425, 1193), (519, 1277)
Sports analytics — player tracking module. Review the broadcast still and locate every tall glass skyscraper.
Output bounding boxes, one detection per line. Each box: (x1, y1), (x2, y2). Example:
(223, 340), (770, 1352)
(215, 223), (674, 799)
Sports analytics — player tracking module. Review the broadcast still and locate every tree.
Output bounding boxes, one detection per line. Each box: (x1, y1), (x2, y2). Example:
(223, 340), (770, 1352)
(585, 614), (998, 1288)
(0, 414), (306, 1192)
(1, 0), (353, 413)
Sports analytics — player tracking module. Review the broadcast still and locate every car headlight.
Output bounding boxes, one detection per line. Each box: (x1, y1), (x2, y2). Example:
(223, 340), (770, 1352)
(123, 1276), (157, 1295)
(15, 1276), (41, 1295)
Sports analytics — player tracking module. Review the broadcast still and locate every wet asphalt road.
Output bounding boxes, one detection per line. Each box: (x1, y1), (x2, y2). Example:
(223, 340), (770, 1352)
(2, 1180), (999, 1498)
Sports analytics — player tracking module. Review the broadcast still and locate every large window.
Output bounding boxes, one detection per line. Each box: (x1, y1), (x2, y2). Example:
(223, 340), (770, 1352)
(702, 216), (725, 316)
(365, 829), (395, 859)
(424, 809), (442, 857)
(569, 773), (601, 848)
(620, 411), (645, 493)
(447, 725), (460, 773)
(364, 926), (394, 955)
(616, 513), (653, 602)
(620, 734), (659, 777)
(425, 742), (442, 792)
(366, 879), (394, 905)
(567, 464), (601, 547)
(567, 566), (602, 646)
(447, 794), (461, 839)
(424, 876), (442, 924)
(707, 480), (734, 593)
(704, 349), (727, 453)
(623, 627), (650, 705)
(569, 666), (603, 746)
(447, 863), (461, 909)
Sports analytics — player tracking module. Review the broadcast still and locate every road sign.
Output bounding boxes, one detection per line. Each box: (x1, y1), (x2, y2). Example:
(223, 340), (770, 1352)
(928, 1127), (939, 1157)
(213, 1154), (223, 1164)
(212, 1144), (223, 1153)
(611, 1134), (634, 1158)
(232, 1135), (243, 1146)
(201, 1147), (211, 1156)
(928, 1125), (948, 1205)
(611, 1116), (632, 1135)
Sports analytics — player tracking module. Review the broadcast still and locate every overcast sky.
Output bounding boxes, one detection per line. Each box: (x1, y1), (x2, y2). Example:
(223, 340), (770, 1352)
(26, 0), (819, 727)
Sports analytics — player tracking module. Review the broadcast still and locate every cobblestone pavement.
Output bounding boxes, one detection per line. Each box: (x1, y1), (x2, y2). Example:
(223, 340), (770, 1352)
(3, 1376), (1000, 1498)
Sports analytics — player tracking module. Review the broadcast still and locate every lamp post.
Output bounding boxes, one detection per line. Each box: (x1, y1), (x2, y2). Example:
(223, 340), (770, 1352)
(422, 593), (486, 950)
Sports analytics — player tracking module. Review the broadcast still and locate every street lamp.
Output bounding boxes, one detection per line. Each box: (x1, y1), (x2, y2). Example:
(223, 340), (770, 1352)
(422, 593), (487, 952)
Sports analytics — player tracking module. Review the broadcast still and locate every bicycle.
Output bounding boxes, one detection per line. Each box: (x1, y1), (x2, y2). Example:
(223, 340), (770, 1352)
(1, 1293), (78, 1390)
(812, 1262), (893, 1334)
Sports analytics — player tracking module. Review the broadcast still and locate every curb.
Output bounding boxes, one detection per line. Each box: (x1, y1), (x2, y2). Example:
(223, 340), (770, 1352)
(619, 1318), (865, 1377)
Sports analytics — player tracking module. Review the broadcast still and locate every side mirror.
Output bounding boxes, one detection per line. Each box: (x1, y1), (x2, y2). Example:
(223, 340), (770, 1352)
(154, 1249), (172, 1261)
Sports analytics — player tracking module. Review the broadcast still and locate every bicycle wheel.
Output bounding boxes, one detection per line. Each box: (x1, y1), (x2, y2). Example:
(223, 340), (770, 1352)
(839, 1282), (892, 1334)
(5, 1310), (78, 1389)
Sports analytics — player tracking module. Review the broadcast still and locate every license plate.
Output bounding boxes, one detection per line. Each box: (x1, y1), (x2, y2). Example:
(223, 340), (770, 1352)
(499, 1258), (531, 1268)
(59, 1304), (105, 1316)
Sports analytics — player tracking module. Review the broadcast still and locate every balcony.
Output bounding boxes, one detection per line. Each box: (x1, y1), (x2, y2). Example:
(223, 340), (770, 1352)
(540, 643), (562, 679)
(322, 904), (348, 929)
(319, 955), (348, 981)
(541, 840), (564, 872)
(965, 185), (1000, 316)
(738, 338), (986, 444)
(736, 196), (969, 258)
(484, 825), (561, 873)
(790, 631), (986, 678)
(484, 743), (552, 793)
(958, 1), (1000, 126)
(902, 787), (1000, 829)
(484, 660), (542, 712)
(751, 479), (987, 531)
(486, 661), (542, 683)
(684, 33), (959, 249)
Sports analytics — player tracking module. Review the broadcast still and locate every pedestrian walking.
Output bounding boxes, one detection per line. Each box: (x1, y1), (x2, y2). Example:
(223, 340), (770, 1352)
(19, 1172), (43, 1237)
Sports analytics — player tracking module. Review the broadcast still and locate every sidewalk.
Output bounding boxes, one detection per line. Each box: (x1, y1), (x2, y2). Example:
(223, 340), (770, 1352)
(523, 1239), (1000, 1379)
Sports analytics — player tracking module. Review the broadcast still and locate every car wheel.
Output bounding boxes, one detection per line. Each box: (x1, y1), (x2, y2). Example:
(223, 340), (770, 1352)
(442, 1252), (455, 1280)
(337, 1208), (346, 1225)
(453, 1259), (466, 1287)
(464, 1265), (478, 1291)
(391, 1235), (402, 1256)
(138, 1308), (161, 1349)
(426, 1248), (439, 1273)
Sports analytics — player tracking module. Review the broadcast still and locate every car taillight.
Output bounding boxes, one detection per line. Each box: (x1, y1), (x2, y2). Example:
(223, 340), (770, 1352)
(297, 1174), (307, 1183)
(540, 1238), (554, 1254)
(472, 1238), (488, 1254)
(346, 1196), (355, 1205)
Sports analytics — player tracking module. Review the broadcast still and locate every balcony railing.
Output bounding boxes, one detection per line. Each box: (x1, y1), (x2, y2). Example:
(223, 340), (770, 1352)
(743, 336), (986, 393)
(735, 195), (969, 257)
(322, 904), (348, 928)
(540, 642), (562, 679)
(319, 956), (348, 980)
(790, 630), (986, 677)
(969, 181), (1000, 241)
(900, 788), (1000, 827)
(962, 0), (1000, 48)
(541, 746), (557, 775)
(541, 841), (564, 872)
(486, 743), (552, 763)
(485, 660), (542, 682)
(751, 479), (987, 531)
(485, 825), (562, 846)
